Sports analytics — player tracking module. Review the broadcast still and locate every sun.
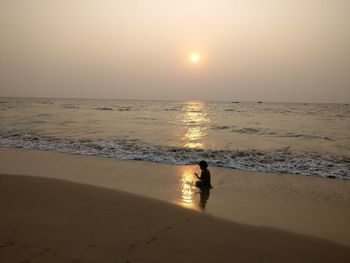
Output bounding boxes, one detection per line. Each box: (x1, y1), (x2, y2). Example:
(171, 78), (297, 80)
(190, 53), (200, 63)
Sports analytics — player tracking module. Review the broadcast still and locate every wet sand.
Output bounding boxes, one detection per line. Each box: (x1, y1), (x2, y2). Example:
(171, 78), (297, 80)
(0, 148), (350, 262)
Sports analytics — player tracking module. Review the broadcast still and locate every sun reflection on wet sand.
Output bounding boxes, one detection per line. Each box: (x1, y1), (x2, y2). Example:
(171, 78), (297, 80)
(178, 167), (198, 210)
(181, 101), (210, 149)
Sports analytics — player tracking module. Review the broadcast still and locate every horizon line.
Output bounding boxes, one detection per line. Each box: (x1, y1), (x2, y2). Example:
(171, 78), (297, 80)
(0, 95), (349, 105)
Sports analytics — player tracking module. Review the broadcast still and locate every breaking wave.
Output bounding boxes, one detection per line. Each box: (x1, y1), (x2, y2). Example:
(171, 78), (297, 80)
(211, 125), (334, 140)
(1, 132), (348, 179)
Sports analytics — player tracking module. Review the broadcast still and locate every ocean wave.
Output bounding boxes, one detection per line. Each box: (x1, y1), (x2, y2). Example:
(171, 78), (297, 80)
(62, 104), (81, 109)
(210, 125), (334, 141)
(94, 107), (114, 111)
(0, 132), (348, 179)
(164, 107), (181, 111)
(94, 106), (133, 111)
(233, 127), (261, 134)
(211, 125), (230, 130)
(0, 104), (17, 110)
(224, 108), (241, 112)
(38, 100), (54, 105)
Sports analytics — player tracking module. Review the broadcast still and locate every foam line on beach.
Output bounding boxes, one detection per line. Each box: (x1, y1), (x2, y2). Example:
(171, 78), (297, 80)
(0, 132), (349, 179)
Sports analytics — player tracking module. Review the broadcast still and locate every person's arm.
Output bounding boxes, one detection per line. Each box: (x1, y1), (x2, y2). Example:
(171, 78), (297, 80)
(194, 172), (200, 179)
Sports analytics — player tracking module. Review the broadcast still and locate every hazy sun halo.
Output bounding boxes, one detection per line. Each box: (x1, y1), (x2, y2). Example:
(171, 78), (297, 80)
(190, 53), (200, 63)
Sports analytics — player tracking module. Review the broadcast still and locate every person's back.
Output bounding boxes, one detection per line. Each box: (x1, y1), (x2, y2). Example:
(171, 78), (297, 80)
(200, 168), (211, 186)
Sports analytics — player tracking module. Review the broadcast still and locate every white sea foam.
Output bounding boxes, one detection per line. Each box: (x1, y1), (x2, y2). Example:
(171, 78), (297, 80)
(1, 132), (349, 179)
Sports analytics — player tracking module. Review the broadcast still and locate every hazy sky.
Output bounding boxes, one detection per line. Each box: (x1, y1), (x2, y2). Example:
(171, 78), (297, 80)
(1, 0), (349, 102)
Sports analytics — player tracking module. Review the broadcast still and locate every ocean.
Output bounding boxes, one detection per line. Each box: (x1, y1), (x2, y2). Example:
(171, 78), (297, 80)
(0, 97), (349, 179)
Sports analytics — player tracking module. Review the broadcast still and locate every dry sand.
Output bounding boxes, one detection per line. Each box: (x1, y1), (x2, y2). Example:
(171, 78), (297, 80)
(0, 148), (350, 262)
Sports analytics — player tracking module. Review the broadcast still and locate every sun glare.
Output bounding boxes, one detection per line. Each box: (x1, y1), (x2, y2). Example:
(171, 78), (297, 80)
(190, 53), (200, 63)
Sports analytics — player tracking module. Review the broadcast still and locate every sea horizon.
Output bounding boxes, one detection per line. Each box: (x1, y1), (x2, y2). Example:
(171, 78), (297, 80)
(1, 95), (349, 105)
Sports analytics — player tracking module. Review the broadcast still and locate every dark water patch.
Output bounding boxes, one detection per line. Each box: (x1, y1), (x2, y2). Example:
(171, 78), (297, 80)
(164, 107), (181, 111)
(275, 132), (333, 141)
(185, 110), (202, 113)
(62, 104), (80, 109)
(116, 107), (132, 111)
(211, 125), (230, 130)
(95, 106), (134, 111)
(94, 107), (114, 111)
(332, 114), (346, 118)
(133, 117), (157, 120)
(0, 105), (17, 110)
(232, 127), (261, 134)
(227, 126), (334, 141)
(38, 100), (54, 105)
(37, 113), (51, 117)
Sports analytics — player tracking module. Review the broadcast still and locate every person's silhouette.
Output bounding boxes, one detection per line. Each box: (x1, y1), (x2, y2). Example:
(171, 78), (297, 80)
(194, 160), (212, 188)
(194, 160), (212, 210)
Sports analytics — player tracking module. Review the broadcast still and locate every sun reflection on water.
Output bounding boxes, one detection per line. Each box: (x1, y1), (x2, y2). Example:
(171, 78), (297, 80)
(181, 101), (210, 149)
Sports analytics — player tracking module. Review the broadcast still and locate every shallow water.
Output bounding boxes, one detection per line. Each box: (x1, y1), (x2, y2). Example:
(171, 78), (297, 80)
(0, 97), (349, 178)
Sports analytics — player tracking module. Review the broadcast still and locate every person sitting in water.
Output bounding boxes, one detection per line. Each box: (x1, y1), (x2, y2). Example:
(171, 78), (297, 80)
(194, 160), (212, 188)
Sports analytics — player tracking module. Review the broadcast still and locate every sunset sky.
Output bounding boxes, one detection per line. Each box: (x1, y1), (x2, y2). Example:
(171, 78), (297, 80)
(1, 0), (349, 102)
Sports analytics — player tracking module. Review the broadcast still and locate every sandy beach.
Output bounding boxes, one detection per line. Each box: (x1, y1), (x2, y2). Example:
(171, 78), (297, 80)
(1, 148), (350, 262)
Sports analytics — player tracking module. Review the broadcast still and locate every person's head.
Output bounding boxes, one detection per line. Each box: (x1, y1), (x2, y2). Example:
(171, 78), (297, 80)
(198, 160), (208, 170)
